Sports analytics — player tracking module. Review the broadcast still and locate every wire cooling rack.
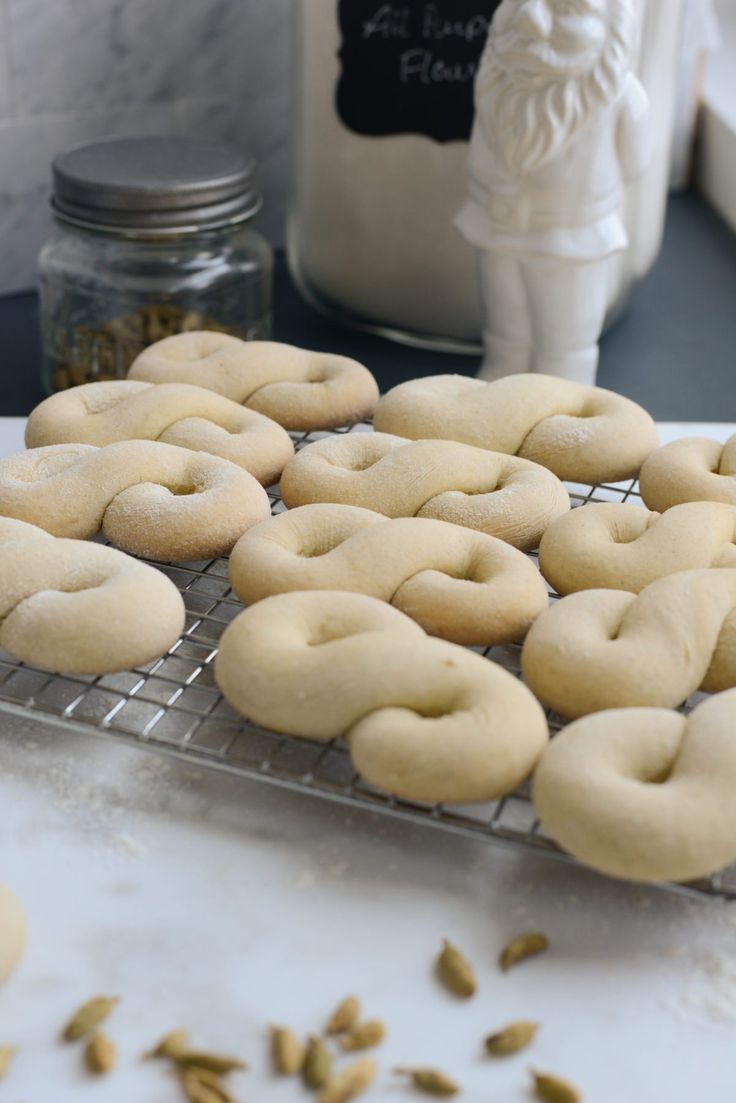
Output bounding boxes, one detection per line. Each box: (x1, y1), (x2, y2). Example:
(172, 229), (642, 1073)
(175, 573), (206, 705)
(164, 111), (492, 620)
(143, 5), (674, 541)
(1, 422), (734, 902)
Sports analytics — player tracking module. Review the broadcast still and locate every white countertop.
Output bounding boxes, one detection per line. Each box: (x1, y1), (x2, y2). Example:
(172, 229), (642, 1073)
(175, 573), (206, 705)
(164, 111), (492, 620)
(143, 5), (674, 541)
(1, 418), (736, 1103)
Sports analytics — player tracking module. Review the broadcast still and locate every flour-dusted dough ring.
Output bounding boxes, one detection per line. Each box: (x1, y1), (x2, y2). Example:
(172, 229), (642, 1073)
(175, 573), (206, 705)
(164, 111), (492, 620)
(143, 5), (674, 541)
(533, 691), (736, 883)
(279, 433), (570, 550)
(0, 518), (185, 674)
(539, 501), (736, 595)
(522, 568), (736, 718)
(374, 373), (659, 483)
(25, 380), (294, 486)
(215, 591), (548, 804)
(0, 883), (26, 985)
(229, 505), (548, 645)
(0, 441), (271, 561)
(639, 434), (736, 511)
(129, 332), (380, 431)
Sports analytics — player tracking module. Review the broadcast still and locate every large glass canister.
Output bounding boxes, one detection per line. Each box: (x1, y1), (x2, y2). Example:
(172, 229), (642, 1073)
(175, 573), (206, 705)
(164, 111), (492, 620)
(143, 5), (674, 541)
(288, 1), (683, 351)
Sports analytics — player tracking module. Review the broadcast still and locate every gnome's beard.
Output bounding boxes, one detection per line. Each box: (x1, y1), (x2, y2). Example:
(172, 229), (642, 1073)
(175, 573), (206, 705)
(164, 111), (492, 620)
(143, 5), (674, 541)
(476, 1), (637, 177)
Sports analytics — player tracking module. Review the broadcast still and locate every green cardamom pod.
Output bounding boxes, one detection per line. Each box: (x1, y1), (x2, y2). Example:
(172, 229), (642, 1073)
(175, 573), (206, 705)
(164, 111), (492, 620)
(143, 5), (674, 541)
(145, 1028), (190, 1060)
(302, 1035), (332, 1089)
(436, 939), (476, 997)
(396, 1067), (460, 1096)
(271, 1025), (305, 1074)
(62, 996), (120, 1042)
(485, 1019), (539, 1056)
(0, 1046), (16, 1079)
(340, 1019), (385, 1051)
(84, 1033), (117, 1075)
(174, 1051), (247, 1075)
(318, 1058), (377, 1102)
(325, 995), (362, 1035)
(499, 931), (549, 972)
(532, 1069), (581, 1103)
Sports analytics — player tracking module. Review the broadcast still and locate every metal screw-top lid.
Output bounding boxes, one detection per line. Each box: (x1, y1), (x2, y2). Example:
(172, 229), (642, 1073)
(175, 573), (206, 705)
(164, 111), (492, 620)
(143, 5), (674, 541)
(51, 136), (262, 234)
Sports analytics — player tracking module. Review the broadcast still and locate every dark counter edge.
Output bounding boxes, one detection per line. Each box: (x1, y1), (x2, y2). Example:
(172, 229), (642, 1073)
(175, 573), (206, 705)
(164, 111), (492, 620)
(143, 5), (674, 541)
(2, 190), (735, 422)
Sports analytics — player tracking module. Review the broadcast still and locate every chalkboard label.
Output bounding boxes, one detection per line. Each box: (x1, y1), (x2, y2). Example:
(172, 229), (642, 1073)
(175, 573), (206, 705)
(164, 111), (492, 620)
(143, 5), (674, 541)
(336, 1), (501, 144)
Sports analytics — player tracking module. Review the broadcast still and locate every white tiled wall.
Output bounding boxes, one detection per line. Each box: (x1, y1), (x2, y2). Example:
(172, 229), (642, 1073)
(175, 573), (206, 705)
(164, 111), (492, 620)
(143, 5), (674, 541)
(0, 0), (291, 294)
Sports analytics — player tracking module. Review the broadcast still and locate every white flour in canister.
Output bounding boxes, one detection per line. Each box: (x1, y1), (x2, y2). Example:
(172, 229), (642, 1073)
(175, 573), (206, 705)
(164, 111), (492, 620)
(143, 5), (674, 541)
(288, 0), (683, 349)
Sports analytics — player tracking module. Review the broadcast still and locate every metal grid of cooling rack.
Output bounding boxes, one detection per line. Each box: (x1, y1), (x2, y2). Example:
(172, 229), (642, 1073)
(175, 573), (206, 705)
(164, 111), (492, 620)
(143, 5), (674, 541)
(1, 422), (734, 902)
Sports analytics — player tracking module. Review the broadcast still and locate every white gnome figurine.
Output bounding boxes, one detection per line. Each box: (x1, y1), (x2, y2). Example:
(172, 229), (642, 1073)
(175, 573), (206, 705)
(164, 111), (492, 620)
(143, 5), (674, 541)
(456, 0), (651, 385)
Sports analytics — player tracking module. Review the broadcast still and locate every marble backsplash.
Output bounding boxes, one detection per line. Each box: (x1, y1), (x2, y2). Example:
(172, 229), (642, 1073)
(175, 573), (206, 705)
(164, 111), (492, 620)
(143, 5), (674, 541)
(0, 0), (291, 294)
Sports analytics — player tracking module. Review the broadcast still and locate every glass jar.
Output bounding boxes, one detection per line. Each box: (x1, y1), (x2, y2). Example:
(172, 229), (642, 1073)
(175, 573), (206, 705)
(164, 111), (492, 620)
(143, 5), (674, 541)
(39, 137), (273, 393)
(288, 0), (683, 352)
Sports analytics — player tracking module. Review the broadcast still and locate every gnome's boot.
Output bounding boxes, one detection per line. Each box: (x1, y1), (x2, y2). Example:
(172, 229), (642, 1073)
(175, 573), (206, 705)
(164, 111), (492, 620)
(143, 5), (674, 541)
(477, 334), (532, 381)
(531, 344), (599, 386)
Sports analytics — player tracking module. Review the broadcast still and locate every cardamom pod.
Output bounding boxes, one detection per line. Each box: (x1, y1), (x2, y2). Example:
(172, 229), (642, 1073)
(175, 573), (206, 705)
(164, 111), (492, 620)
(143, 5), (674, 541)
(145, 1027), (190, 1060)
(325, 995), (361, 1035)
(302, 1035), (332, 1089)
(485, 1019), (539, 1056)
(499, 932), (549, 972)
(181, 1068), (236, 1103)
(174, 1051), (247, 1075)
(84, 1033), (117, 1075)
(62, 996), (120, 1042)
(340, 1019), (385, 1051)
(317, 1057), (377, 1102)
(0, 1045), (16, 1078)
(271, 1025), (305, 1074)
(396, 1067), (460, 1096)
(436, 939), (476, 998)
(531, 1069), (581, 1103)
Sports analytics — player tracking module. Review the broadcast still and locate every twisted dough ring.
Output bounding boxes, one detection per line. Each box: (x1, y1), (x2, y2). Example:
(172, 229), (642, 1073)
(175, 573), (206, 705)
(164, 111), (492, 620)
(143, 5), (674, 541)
(279, 433), (570, 550)
(229, 505), (549, 645)
(0, 518), (185, 674)
(374, 373), (659, 483)
(0, 441), (270, 561)
(533, 691), (736, 884)
(129, 332), (380, 431)
(539, 501), (736, 595)
(25, 380), (294, 485)
(522, 568), (736, 718)
(640, 433), (736, 511)
(215, 592), (548, 804)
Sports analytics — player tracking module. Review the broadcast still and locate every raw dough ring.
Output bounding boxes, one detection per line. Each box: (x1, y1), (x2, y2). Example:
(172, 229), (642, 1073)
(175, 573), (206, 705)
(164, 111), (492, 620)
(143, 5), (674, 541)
(639, 434), (736, 511)
(533, 691), (736, 884)
(521, 568), (736, 718)
(0, 518), (185, 674)
(279, 433), (570, 550)
(229, 504), (549, 645)
(374, 373), (659, 483)
(539, 501), (736, 595)
(0, 441), (271, 561)
(215, 591), (548, 804)
(0, 882), (26, 984)
(25, 380), (294, 486)
(129, 332), (380, 431)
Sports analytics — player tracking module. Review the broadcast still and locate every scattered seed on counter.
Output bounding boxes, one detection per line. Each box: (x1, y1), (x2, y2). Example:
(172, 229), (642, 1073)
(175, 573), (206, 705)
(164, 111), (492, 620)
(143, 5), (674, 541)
(271, 1024), (305, 1074)
(436, 939), (477, 998)
(485, 1019), (539, 1056)
(531, 1068), (581, 1103)
(303, 1034), (333, 1089)
(84, 1032), (117, 1075)
(318, 1057), (377, 1102)
(339, 1019), (385, 1051)
(62, 995), (120, 1042)
(173, 1051), (247, 1076)
(0, 1045), (16, 1078)
(395, 1066), (460, 1096)
(499, 932), (549, 972)
(145, 1028), (190, 1060)
(325, 995), (362, 1035)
